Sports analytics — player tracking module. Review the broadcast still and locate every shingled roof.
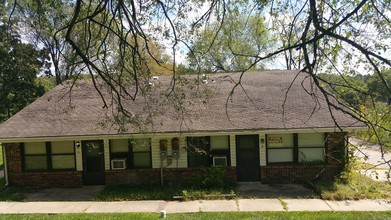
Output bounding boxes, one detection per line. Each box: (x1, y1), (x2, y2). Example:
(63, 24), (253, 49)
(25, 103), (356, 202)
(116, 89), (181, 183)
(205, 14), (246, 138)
(0, 70), (365, 140)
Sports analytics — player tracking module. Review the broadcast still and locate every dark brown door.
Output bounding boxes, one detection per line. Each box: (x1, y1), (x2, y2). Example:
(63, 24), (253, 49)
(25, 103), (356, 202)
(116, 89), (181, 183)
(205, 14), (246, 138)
(82, 140), (105, 185)
(236, 135), (260, 181)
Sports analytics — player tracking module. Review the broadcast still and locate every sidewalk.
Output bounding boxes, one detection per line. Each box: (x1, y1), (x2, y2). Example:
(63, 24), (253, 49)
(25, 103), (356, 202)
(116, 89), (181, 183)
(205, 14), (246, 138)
(0, 199), (389, 214)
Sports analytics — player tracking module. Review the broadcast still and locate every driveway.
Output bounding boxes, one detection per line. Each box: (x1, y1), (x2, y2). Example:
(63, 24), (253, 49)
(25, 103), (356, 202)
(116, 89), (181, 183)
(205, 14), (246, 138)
(350, 137), (391, 182)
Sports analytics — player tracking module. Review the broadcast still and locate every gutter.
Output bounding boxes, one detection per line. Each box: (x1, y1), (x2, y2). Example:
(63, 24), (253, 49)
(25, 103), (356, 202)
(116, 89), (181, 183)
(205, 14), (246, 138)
(0, 126), (368, 143)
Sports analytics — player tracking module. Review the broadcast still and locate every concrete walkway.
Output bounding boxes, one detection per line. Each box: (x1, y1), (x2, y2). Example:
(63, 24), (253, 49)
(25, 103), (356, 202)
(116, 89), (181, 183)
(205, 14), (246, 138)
(0, 199), (389, 214)
(350, 138), (391, 182)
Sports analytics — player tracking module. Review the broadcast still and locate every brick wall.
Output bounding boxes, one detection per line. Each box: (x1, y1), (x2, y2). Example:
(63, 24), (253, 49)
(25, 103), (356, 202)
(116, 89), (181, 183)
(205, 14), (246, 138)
(260, 132), (347, 183)
(260, 164), (338, 183)
(4, 143), (83, 187)
(106, 167), (237, 186)
(3, 132), (346, 187)
(326, 132), (348, 167)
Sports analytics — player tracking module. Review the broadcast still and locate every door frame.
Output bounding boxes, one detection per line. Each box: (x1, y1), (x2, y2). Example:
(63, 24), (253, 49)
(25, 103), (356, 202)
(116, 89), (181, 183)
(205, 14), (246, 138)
(82, 140), (105, 185)
(236, 134), (260, 182)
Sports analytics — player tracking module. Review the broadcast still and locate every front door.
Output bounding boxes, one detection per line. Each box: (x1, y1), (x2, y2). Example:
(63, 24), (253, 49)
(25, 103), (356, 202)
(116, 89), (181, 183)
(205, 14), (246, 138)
(236, 135), (260, 181)
(82, 140), (105, 185)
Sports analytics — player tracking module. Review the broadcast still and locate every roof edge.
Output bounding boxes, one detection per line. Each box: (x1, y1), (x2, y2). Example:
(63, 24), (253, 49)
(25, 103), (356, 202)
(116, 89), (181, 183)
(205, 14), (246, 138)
(0, 126), (367, 143)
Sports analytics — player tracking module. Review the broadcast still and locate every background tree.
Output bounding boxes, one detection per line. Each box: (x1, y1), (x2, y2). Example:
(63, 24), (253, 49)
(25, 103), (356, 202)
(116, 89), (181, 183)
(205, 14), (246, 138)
(271, 11), (305, 70)
(14, 0), (75, 84)
(367, 70), (391, 104)
(0, 24), (47, 121)
(319, 73), (369, 108)
(188, 4), (271, 72)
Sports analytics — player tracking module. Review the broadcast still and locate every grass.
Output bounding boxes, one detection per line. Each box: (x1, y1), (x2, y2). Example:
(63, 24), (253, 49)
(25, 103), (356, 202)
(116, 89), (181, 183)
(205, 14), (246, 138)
(312, 171), (391, 200)
(3, 170), (389, 202)
(0, 212), (390, 220)
(0, 177), (28, 201)
(278, 198), (288, 211)
(356, 161), (388, 170)
(97, 169), (391, 202)
(95, 184), (237, 201)
(0, 184), (28, 201)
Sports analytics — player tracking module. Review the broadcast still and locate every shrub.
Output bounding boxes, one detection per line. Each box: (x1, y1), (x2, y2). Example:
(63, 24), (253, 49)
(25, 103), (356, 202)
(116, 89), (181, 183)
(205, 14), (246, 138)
(197, 167), (226, 188)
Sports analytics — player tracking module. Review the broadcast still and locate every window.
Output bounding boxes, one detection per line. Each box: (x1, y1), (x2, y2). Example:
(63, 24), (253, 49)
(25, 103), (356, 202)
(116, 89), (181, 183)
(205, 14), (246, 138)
(51, 141), (75, 169)
(266, 133), (326, 164)
(210, 136), (229, 150)
(131, 139), (151, 168)
(187, 137), (210, 167)
(110, 139), (129, 164)
(267, 134), (294, 163)
(187, 136), (230, 167)
(23, 142), (47, 171)
(110, 138), (151, 169)
(210, 136), (230, 166)
(22, 141), (76, 171)
(298, 133), (325, 163)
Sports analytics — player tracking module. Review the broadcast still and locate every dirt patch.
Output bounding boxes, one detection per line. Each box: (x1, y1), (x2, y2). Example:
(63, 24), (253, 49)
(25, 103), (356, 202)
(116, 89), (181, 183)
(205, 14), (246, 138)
(238, 183), (316, 198)
(26, 186), (104, 201)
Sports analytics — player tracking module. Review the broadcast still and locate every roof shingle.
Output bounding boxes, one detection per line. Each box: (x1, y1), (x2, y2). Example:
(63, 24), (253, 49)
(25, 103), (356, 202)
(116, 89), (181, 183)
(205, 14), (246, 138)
(0, 70), (365, 139)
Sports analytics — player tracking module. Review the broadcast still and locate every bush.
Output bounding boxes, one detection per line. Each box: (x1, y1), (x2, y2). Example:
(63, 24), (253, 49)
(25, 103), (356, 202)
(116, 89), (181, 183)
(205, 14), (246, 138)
(197, 167), (227, 188)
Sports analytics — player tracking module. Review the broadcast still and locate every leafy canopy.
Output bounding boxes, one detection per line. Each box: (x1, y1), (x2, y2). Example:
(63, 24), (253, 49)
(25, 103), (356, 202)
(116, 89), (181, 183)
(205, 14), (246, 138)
(0, 25), (47, 121)
(188, 3), (271, 72)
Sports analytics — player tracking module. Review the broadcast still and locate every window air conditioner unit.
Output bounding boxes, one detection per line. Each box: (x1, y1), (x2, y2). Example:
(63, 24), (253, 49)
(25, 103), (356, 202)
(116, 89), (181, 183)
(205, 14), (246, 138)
(213, 156), (227, 166)
(111, 159), (127, 170)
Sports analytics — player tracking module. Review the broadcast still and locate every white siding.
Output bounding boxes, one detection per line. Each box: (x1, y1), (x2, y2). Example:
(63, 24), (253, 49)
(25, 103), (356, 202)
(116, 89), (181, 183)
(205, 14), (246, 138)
(75, 140), (83, 171)
(259, 133), (266, 166)
(229, 135), (236, 167)
(151, 136), (187, 168)
(104, 139), (110, 170)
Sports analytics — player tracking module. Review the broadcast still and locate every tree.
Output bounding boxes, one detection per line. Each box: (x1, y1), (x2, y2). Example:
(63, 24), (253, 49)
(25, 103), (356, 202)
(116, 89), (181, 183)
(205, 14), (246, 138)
(271, 11), (305, 70)
(367, 70), (391, 104)
(0, 24), (47, 121)
(319, 73), (369, 108)
(188, 5), (272, 72)
(13, 0), (75, 84)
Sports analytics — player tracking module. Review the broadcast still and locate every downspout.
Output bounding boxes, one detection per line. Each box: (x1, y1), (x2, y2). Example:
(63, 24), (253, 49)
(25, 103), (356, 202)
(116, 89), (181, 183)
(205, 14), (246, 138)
(160, 159), (164, 186)
(2, 144), (8, 187)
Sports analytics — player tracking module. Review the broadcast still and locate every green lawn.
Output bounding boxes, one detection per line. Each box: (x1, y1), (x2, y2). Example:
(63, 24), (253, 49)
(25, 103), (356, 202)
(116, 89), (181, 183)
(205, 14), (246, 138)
(0, 185), (28, 201)
(0, 212), (390, 220)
